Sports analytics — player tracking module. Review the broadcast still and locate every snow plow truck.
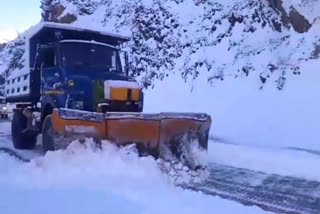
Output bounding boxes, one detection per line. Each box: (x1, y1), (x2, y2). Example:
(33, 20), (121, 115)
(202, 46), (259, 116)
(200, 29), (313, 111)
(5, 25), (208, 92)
(5, 23), (211, 170)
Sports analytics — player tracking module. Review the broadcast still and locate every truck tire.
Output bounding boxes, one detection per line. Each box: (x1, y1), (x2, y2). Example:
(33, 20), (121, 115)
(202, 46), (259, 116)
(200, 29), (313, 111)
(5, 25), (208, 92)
(11, 111), (37, 149)
(42, 115), (56, 153)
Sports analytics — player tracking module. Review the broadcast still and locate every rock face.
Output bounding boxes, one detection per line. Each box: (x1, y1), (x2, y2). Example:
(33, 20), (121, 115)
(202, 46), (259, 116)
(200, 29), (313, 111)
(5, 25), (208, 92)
(288, 7), (311, 33)
(0, 0), (319, 92)
(41, 0), (77, 23)
(268, 0), (312, 33)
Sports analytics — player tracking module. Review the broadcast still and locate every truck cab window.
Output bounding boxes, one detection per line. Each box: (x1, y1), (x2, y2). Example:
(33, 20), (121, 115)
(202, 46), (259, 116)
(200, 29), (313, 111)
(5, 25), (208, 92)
(61, 42), (120, 72)
(43, 48), (55, 68)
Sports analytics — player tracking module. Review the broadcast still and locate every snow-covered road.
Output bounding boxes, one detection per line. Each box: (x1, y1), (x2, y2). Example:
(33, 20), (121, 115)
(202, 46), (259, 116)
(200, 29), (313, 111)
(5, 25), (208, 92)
(188, 164), (320, 214)
(0, 119), (319, 214)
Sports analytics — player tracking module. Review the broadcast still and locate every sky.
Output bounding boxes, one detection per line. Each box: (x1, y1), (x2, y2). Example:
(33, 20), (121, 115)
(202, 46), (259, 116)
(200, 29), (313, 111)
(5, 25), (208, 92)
(0, 0), (41, 43)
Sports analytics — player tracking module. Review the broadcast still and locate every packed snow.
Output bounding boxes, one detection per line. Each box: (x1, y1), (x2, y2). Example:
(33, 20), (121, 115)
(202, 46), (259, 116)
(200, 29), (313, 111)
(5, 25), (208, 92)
(0, 135), (271, 214)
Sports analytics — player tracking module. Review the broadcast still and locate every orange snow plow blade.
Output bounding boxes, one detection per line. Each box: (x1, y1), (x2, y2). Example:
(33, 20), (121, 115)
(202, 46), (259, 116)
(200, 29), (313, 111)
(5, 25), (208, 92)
(46, 109), (211, 170)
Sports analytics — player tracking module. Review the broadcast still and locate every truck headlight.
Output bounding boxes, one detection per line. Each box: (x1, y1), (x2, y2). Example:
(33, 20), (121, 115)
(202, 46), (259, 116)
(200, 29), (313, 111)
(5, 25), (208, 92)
(2, 106), (7, 110)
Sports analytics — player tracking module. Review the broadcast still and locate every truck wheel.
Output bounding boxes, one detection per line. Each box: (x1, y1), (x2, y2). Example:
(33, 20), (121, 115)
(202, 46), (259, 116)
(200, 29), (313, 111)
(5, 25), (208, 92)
(42, 115), (56, 153)
(11, 111), (37, 149)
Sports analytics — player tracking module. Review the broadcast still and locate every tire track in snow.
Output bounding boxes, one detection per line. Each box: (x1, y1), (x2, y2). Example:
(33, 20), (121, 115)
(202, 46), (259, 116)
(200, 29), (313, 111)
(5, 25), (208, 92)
(186, 163), (320, 214)
(0, 147), (30, 162)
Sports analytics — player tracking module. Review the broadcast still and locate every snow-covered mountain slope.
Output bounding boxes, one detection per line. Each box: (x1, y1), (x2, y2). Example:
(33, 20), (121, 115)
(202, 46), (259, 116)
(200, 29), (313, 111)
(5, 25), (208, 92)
(39, 0), (320, 89)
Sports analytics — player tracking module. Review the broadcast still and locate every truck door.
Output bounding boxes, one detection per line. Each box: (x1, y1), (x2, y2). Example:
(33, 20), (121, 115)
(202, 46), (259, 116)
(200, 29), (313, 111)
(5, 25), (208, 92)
(39, 46), (65, 107)
(40, 47), (62, 93)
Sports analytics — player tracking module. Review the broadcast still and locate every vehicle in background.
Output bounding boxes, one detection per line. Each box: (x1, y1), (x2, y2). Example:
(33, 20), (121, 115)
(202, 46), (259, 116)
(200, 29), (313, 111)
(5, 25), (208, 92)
(0, 96), (8, 118)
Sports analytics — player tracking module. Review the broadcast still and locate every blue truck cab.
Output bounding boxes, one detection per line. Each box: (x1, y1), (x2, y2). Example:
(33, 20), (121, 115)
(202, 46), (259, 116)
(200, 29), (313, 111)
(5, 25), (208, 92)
(39, 39), (142, 114)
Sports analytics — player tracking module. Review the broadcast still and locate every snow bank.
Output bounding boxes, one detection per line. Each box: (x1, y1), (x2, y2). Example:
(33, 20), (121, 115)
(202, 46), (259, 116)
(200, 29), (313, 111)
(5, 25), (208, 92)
(0, 139), (269, 214)
(209, 142), (320, 182)
(144, 59), (320, 151)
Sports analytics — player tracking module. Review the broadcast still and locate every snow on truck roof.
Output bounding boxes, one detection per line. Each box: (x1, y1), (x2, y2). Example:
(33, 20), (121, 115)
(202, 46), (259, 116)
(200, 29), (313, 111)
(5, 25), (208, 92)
(25, 22), (130, 43)
(5, 22), (130, 82)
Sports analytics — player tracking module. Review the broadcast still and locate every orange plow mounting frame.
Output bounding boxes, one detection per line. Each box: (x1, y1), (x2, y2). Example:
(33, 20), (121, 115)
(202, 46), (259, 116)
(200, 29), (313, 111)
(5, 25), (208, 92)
(45, 108), (211, 169)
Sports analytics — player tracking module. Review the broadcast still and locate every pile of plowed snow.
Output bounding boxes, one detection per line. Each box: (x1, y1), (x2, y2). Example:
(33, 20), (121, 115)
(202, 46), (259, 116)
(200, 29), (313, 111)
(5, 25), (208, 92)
(0, 138), (269, 214)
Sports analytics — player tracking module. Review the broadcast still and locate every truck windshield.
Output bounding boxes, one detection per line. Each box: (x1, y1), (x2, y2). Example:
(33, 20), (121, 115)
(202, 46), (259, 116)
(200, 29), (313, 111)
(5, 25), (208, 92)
(60, 42), (120, 71)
